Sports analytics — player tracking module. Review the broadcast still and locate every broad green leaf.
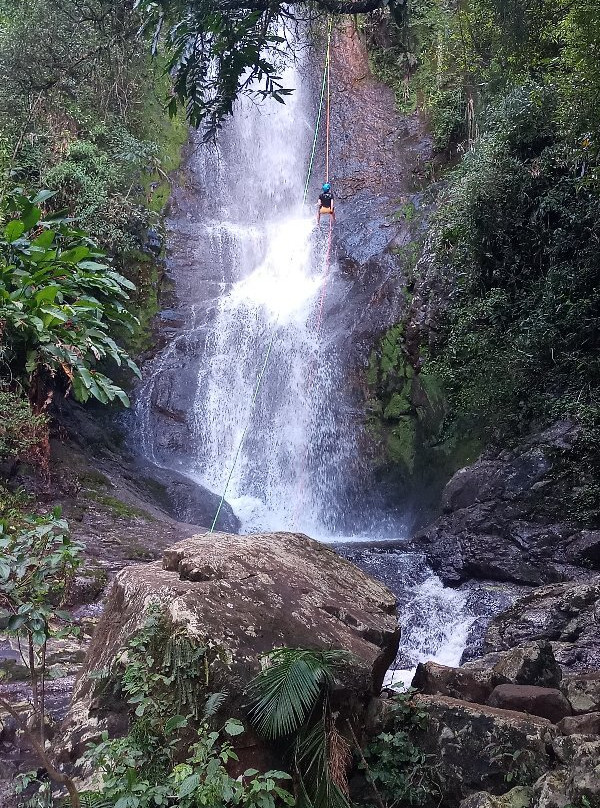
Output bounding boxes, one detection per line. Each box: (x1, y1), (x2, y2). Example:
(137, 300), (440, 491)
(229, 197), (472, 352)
(107, 270), (136, 290)
(40, 306), (70, 323)
(224, 718), (245, 736)
(60, 246), (90, 264)
(78, 261), (110, 271)
(71, 375), (90, 403)
(32, 229), (56, 248)
(4, 220), (25, 242)
(32, 190), (57, 205)
(34, 286), (60, 305)
(21, 205), (41, 231)
(178, 774), (200, 798)
(114, 388), (131, 407)
(78, 367), (95, 390)
(32, 630), (47, 646)
(164, 714), (188, 734)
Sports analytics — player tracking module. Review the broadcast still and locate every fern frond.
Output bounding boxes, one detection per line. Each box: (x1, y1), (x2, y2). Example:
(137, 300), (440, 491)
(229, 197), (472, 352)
(203, 690), (228, 719)
(245, 648), (350, 740)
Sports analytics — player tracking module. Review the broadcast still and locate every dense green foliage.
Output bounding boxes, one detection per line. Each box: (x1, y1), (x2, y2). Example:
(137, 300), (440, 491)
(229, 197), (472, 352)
(0, 190), (141, 409)
(0, 507), (79, 647)
(429, 84), (600, 438)
(247, 648), (353, 808)
(360, 691), (439, 808)
(367, 0), (600, 513)
(0, 390), (47, 461)
(0, 0), (185, 249)
(0, 506), (81, 736)
(0, 0), (187, 452)
(137, 0), (394, 138)
(78, 610), (294, 808)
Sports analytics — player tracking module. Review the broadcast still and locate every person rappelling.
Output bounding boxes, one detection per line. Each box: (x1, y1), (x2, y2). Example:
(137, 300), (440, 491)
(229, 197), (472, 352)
(317, 182), (335, 224)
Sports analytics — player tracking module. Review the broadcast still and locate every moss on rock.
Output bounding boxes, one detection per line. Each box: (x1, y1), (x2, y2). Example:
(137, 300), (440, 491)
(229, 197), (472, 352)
(387, 416), (418, 473)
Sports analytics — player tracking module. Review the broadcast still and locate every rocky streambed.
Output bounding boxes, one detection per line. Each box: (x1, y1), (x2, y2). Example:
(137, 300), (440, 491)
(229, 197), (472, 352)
(2, 525), (599, 808)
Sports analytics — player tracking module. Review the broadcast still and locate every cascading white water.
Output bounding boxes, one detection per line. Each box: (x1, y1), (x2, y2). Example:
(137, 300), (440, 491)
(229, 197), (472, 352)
(137, 53), (356, 537)
(385, 573), (476, 688)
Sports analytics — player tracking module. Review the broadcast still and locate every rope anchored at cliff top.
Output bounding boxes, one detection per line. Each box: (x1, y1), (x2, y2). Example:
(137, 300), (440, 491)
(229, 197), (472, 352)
(209, 20), (335, 534)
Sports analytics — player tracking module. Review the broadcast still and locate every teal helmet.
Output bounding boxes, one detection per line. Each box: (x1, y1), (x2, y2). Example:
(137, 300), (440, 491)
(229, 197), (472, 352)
(322, 183), (331, 192)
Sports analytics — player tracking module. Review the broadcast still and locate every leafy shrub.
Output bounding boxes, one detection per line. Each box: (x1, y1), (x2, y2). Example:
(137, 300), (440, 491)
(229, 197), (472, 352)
(0, 189), (141, 409)
(246, 648), (354, 808)
(74, 609), (295, 808)
(0, 507), (80, 645)
(359, 691), (439, 808)
(43, 127), (160, 253)
(428, 81), (600, 442)
(0, 505), (81, 737)
(0, 389), (47, 461)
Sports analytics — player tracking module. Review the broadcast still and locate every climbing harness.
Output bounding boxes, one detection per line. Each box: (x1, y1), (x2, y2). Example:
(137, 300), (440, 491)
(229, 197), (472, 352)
(209, 19), (335, 534)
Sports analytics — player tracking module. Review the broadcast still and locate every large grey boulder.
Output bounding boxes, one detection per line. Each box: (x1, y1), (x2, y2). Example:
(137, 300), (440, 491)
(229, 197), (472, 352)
(460, 787), (533, 808)
(408, 422), (600, 586)
(557, 712), (600, 735)
(411, 644), (563, 707)
(487, 685), (571, 724)
(484, 579), (600, 674)
(463, 642), (562, 689)
(65, 532), (399, 763)
(383, 694), (556, 804)
(135, 460), (240, 533)
(411, 661), (494, 704)
(532, 737), (600, 808)
(560, 674), (600, 714)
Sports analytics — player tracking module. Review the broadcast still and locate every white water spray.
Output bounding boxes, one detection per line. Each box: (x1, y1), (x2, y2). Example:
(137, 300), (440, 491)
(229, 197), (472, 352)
(137, 55), (354, 537)
(386, 573), (476, 689)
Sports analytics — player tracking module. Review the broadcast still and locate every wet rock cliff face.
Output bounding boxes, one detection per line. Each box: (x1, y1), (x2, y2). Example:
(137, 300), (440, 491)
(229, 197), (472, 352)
(327, 22), (432, 373)
(410, 421), (600, 587)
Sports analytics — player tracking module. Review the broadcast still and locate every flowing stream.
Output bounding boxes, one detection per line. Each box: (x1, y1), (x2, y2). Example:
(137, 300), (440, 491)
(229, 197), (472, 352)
(134, 51), (475, 682)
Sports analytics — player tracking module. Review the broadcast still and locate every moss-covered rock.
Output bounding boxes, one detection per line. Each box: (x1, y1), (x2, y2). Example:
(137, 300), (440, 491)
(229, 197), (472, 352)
(387, 416), (418, 472)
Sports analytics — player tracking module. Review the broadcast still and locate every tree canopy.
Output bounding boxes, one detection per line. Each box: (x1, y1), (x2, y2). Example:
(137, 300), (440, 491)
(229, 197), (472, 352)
(136, 0), (396, 138)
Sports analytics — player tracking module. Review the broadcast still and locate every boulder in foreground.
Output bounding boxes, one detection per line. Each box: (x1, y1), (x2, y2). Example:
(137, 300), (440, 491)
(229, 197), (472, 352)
(66, 531), (400, 760)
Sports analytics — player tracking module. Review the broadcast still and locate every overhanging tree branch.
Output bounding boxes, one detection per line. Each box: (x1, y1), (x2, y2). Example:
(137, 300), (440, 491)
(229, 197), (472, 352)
(139, 0), (399, 136)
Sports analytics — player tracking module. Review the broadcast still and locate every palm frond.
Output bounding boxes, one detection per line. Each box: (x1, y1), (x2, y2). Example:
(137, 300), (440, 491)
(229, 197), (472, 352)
(328, 724), (352, 796)
(295, 718), (353, 808)
(245, 648), (350, 740)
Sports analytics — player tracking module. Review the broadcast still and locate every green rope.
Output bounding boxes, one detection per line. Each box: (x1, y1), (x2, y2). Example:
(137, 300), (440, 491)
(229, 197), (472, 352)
(209, 318), (279, 532)
(302, 19), (333, 204)
(209, 21), (333, 533)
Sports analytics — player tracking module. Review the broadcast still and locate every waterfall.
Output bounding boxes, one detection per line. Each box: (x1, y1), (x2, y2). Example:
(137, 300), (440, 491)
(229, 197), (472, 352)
(135, 54), (358, 538)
